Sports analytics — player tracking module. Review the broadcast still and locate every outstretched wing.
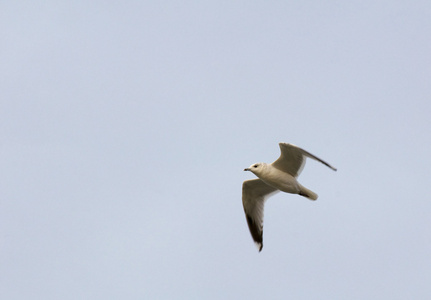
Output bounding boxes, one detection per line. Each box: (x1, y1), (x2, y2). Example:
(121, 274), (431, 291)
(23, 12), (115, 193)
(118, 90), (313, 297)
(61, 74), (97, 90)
(272, 143), (337, 177)
(242, 179), (279, 252)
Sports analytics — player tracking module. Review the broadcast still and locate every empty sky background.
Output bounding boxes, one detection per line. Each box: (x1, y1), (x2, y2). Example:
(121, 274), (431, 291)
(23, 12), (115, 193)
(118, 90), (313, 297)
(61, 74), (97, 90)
(1, 1), (431, 299)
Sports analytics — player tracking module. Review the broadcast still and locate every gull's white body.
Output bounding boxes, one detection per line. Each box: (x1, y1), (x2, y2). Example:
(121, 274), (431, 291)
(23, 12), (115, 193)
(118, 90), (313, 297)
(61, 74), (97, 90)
(242, 143), (337, 252)
(250, 163), (300, 194)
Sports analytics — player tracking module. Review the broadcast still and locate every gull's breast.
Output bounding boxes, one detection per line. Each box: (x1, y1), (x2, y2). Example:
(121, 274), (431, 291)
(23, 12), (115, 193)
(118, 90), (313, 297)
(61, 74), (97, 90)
(260, 167), (301, 194)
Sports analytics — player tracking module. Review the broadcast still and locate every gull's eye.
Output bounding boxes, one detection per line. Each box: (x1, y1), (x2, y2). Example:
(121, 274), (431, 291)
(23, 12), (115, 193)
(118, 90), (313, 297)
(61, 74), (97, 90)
(253, 164), (258, 168)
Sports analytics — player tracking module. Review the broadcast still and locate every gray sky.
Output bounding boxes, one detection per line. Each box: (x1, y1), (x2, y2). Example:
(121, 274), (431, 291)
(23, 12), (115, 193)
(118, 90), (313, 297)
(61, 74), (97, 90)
(1, 1), (431, 299)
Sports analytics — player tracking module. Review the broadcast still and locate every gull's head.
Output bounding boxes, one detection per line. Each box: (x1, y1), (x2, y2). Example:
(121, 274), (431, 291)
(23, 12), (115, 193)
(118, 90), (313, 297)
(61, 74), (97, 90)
(244, 163), (264, 174)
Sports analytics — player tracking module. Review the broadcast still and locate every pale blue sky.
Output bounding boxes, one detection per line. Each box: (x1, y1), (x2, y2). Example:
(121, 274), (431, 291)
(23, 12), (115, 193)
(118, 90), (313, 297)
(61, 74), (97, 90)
(1, 1), (431, 299)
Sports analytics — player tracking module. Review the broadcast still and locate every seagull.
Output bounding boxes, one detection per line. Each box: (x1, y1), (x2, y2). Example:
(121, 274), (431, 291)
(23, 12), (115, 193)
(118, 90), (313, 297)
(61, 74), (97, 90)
(242, 143), (337, 252)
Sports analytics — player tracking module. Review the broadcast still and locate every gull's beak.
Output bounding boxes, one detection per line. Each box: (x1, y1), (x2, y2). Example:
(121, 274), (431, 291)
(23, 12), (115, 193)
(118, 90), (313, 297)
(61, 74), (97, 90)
(244, 168), (250, 171)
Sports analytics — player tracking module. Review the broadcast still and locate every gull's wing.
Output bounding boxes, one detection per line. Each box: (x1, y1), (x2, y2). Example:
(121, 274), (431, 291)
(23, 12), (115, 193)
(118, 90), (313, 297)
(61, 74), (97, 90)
(272, 143), (337, 177)
(242, 179), (279, 252)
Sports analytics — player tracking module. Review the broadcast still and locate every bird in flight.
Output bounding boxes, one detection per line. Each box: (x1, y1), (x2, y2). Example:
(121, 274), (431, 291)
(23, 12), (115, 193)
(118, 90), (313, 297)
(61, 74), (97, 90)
(242, 143), (337, 252)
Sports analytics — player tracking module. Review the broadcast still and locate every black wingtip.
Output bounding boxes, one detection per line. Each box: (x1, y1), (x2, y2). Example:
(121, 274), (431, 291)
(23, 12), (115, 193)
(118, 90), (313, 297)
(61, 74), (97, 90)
(246, 214), (263, 252)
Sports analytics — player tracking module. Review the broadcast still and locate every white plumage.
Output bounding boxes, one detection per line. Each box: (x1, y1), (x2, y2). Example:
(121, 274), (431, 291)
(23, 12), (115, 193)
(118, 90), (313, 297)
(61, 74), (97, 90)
(242, 143), (337, 252)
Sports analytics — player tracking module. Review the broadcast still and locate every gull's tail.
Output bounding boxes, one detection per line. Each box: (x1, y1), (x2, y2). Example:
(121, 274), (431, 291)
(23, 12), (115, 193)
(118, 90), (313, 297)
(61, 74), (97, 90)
(298, 185), (318, 201)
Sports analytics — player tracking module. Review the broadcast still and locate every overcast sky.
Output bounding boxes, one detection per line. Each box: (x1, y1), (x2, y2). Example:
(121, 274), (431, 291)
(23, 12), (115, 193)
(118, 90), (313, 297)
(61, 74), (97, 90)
(1, 1), (431, 299)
